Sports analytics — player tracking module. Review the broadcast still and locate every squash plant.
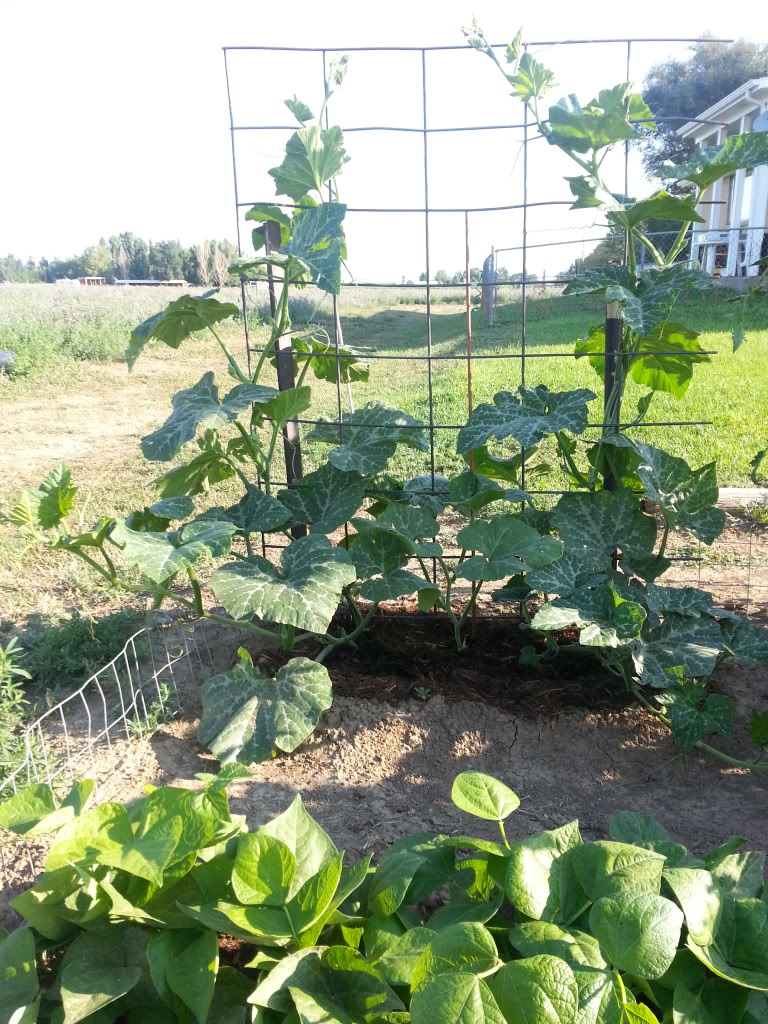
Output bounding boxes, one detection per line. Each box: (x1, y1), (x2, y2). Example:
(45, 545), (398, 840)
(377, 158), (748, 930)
(4, 768), (768, 1023)
(3, 45), (768, 774)
(460, 24), (768, 768)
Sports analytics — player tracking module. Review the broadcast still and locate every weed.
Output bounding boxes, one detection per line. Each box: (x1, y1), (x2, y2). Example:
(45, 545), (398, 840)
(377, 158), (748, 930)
(20, 609), (143, 692)
(127, 682), (173, 739)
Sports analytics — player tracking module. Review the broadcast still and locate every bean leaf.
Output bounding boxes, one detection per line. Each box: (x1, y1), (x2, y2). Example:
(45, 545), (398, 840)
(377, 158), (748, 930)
(450, 772), (520, 822)
(589, 892), (683, 979)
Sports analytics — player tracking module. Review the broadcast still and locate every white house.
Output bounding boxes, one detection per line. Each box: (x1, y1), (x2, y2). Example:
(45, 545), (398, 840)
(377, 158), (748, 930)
(678, 78), (768, 279)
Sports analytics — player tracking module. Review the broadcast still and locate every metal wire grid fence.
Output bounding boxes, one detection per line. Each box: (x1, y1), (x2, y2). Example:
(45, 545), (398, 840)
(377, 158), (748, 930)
(0, 624), (214, 905)
(222, 37), (765, 617)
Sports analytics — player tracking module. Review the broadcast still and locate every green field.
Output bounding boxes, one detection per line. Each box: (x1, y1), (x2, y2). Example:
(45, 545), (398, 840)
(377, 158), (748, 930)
(0, 281), (766, 624)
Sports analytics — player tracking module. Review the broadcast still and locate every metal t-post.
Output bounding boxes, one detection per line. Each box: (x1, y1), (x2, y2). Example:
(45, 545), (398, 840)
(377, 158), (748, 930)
(603, 299), (622, 494)
(263, 220), (306, 537)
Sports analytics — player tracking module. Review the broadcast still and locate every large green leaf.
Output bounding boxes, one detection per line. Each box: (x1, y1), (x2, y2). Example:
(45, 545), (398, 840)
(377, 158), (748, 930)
(288, 946), (403, 1021)
(141, 373), (277, 462)
(210, 534), (356, 633)
(307, 402), (428, 475)
(0, 928), (39, 1023)
(259, 794), (338, 897)
(232, 832), (297, 905)
(282, 202), (346, 294)
(59, 932), (143, 1024)
(128, 295), (240, 368)
(446, 471), (529, 516)
(490, 955), (579, 1024)
(551, 488), (657, 561)
(112, 517), (236, 584)
(656, 681), (734, 751)
(633, 442), (724, 543)
(605, 264), (713, 336)
(572, 966), (623, 1024)
(346, 519), (413, 579)
(248, 948), (324, 1012)
(503, 820), (583, 921)
(278, 463), (366, 535)
(370, 927), (437, 987)
(570, 841), (666, 901)
(198, 485), (292, 534)
(410, 973), (505, 1024)
(687, 940), (768, 993)
(198, 654), (333, 764)
(629, 322), (710, 399)
(368, 852), (429, 918)
(453, 515), (562, 582)
(162, 930), (219, 1024)
(270, 125), (349, 201)
(633, 617), (725, 690)
(589, 892), (684, 979)
(547, 87), (640, 154)
(609, 191), (705, 230)
(457, 385), (597, 454)
(660, 132), (768, 190)
(720, 616), (768, 664)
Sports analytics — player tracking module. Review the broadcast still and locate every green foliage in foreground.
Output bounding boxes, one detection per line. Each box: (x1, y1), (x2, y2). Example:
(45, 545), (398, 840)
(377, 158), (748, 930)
(2, 769), (768, 1023)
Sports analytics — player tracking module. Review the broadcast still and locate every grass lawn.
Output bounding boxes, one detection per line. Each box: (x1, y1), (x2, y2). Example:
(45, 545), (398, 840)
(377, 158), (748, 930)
(0, 282), (765, 626)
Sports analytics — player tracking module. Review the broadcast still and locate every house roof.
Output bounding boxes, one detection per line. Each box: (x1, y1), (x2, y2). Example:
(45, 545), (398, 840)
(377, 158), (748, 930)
(677, 77), (768, 137)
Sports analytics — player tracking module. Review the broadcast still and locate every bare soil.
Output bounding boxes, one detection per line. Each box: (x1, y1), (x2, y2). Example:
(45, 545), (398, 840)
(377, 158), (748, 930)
(3, 618), (768, 932)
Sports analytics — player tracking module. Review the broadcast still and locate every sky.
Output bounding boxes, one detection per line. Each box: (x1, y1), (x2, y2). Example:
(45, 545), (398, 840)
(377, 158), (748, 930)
(2, 0), (768, 282)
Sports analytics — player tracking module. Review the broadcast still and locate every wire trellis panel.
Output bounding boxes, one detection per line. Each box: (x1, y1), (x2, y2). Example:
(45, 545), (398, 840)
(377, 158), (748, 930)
(0, 623), (214, 914)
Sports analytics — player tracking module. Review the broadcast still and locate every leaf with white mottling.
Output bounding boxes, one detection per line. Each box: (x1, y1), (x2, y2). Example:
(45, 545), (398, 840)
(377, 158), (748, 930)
(278, 463), (366, 534)
(307, 402), (428, 475)
(198, 486), (292, 534)
(633, 616), (724, 689)
(210, 534), (356, 633)
(552, 489), (657, 560)
(656, 681), (734, 751)
(457, 385), (597, 454)
(198, 656), (332, 764)
(112, 518), (236, 583)
(633, 442), (725, 544)
(142, 373), (277, 462)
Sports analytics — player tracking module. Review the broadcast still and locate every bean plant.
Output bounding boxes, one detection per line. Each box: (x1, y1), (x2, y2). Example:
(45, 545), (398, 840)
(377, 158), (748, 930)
(3, 41), (768, 774)
(4, 768), (768, 1023)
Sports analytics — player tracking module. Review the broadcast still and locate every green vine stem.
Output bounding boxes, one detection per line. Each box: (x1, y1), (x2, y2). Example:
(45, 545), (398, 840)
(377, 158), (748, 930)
(631, 685), (768, 773)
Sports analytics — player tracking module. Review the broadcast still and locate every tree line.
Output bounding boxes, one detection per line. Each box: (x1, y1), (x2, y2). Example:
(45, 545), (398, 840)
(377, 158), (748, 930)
(0, 233), (240, 286)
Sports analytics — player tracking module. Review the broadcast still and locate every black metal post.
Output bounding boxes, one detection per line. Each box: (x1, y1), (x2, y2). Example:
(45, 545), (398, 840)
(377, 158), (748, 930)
(603, 300), (622, 493)
(264, 220), (305, 536)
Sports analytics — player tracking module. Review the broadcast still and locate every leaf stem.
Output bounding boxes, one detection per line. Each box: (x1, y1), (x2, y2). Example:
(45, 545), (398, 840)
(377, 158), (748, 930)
(498, 819), (511, 849)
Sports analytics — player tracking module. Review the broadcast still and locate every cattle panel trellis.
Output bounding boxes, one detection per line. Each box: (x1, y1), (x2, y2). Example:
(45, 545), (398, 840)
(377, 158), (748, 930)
(222, 35), (766, 622)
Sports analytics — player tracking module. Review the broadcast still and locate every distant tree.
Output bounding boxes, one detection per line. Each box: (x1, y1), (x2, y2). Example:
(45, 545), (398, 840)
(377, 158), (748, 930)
(469, 267), (482, 284)
(418, 271), (427, 282)
(495, 265), (509, 282)
(434, 269), (449, 285)
(509, 271), (540, 282)
(641, 38), (768, 182)
(406, 279), (414, 286)
(149, 239), (185, 280)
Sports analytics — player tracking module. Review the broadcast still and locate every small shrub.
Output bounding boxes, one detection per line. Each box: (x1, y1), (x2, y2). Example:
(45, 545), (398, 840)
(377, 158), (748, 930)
(1, 769), (767, 1022)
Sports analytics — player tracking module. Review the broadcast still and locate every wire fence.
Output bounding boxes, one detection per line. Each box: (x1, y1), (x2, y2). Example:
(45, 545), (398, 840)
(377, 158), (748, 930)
(0, 623), (214, 917)
(223, 36), (768, 621)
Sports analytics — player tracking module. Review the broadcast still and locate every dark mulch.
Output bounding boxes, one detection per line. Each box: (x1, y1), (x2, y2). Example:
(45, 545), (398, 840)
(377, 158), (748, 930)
(255, 612), (631, 717)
